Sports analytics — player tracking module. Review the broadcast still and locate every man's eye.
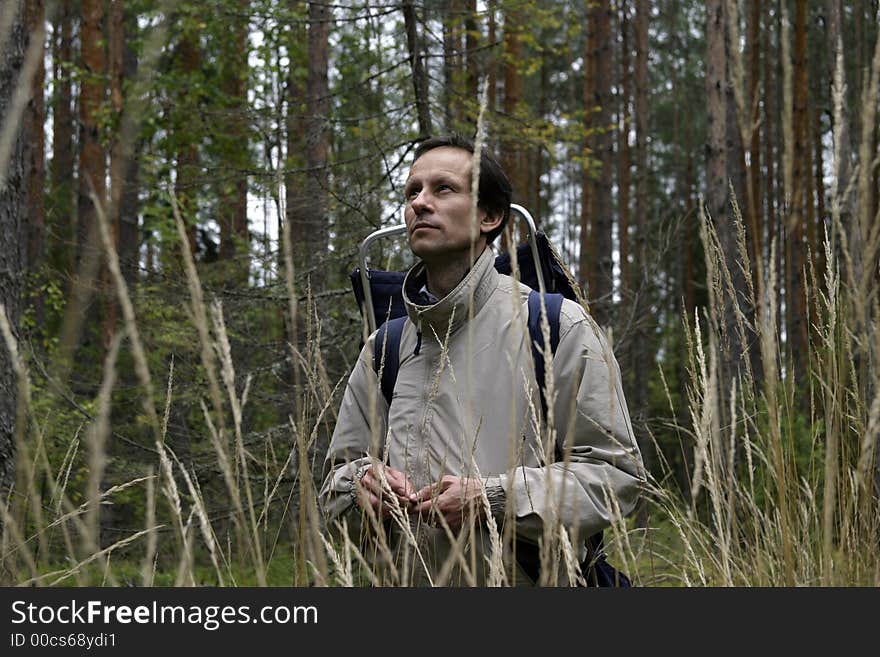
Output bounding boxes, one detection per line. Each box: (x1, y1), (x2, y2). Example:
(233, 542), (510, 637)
(437, 184), (451, 192)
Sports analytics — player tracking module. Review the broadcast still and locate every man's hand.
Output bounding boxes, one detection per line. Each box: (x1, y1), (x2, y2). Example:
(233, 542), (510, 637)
(411, 476), (486, 531)
(355, 464), (416, 520)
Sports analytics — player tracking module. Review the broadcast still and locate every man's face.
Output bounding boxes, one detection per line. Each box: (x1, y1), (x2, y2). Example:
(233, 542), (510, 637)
(403, 147), (497, 264)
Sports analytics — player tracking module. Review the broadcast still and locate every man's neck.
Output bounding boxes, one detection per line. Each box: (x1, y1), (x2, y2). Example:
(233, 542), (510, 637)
(423, 246), (486, 300)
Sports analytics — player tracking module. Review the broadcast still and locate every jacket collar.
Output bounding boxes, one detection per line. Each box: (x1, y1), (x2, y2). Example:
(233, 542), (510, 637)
(403, 246), (499, 339)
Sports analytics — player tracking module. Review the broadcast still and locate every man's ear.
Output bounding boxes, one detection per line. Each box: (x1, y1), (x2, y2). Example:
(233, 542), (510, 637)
(479, 210), (504, 237)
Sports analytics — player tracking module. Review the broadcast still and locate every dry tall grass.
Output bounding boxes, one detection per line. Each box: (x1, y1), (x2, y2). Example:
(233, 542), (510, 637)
(1, 10), (879, 587)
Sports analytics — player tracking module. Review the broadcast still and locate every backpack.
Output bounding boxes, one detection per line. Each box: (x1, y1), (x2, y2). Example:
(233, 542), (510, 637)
(371, 287), (631, 588)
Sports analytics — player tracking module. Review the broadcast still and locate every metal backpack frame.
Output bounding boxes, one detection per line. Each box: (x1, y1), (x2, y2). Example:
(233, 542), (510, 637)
(355, 204), (547, 336)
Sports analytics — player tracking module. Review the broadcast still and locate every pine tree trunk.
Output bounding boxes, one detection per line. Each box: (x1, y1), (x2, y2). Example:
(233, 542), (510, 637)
(724, 0), (748, 394)
(218, 0), (249, 273)
(487, 0), (497, 123)
(0, 0), (25, 517)
(502, 4), (524, 215)
(117, 11), (139, 285)
(788, 0), (809, 388)
(618, 0), (631, 297)
(746, 0), (763, 284)
(762, 0), (776, 278)
(105, 0), (125, 344)
(304, 0), (329, 293)
(442, 0), (461, 131)
(465, 0), (479, 111)
(77, 0), (106, 264)
(403, 0), (432, 138)
(579, 5), (595, 292)
(62, 0), (107, 359)
(633, 0), (652, 502)
(531, 46), (547, 218)
(24, 0), (45, 328)
(590, 0), (614, 327)
(811, 31), (826, 290)
(51, 0), (74, 277)
(175, 18), (201, 258)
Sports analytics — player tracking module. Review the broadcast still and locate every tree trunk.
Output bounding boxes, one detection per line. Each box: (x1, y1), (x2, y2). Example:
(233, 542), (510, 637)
(217, 0), (249, 273)
(77, 0), (106, 262)
(811, 24), (826, 291)
(24, 0), (45, 327)
(117, 8), (140, 285)
(465, 0), (479, 111)
(724, 0), (749, 389)
(286, 2), (306, 271)
(618, 0), (632, 298)
(502, 3), (525, 218)
(0, 0), (25, 520)
(105, 0), (125, 345)
(579, 5), (595, 292)
(590, 0), (614, 327)
(175, 16), (201, 258)
(51, 0), (74, 278)
(61, 0), (107, 360)
(788, 0), (809, 388)
(487, 0), (497, 124)
(825, 0), (851, 214)
(705, 0), (728, 264)
(762, 0), (776, 276)
(403, 0), (432, 138)
(746, 0), (763, 283)
(442, 0), (458, 131)
(633, 0), (652, 503)
(304, 0), (329, 293)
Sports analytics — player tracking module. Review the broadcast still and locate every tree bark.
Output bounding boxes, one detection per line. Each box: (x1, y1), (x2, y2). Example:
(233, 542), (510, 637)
(724, 0), (749, 383)
(105, 0), (126, 344)
(118, 11), (139, 285)
(441, 0), (459, 131)
(578, 4), (596, 292)
(465, 0), (479, 109)
(77, 0), (106, 264)
(0, 0), (25, 519)
(487, 0), (497, 124)
(50, 0), (74, 277)
(589, 0), (614, 327)
(825, 0), (851, 213)
(502, 4), (525, 212)
(175, 14), (201, 258)
(788, 0), (809, 387)
(403, 0), (432, 138)
(24, 0), (45, 327)
(633, 0), (650, 462)
(217, 0), (249, 272)
(762, 0), (776, 274)
(746, 0), (763, 281)
(618, 0), (632, 297)
(304, 0), (329, 293)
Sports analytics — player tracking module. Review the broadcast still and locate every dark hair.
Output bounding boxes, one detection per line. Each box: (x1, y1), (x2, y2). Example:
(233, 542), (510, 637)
(412, 134), (512, 245)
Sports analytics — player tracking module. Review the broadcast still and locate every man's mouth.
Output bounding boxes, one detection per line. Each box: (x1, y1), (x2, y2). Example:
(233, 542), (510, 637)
(411, 222), (439, 233)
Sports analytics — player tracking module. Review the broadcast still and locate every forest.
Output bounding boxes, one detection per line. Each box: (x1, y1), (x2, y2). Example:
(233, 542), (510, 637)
(0, 0), (878, 586)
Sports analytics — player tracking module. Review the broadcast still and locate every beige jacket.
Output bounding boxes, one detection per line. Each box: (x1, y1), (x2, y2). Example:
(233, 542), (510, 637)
(318, 247), (644, 585)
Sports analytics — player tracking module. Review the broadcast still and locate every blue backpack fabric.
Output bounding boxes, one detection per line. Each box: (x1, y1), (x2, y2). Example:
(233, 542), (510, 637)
(372, 289), (631, 587)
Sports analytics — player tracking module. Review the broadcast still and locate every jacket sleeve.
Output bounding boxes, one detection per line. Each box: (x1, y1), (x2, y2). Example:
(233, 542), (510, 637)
(317, 338), (388, 538)
(491, 302), (645, 544)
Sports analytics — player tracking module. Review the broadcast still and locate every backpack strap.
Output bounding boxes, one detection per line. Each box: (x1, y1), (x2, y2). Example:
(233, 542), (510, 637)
(373, 316), (407, 408)
(527, 290), (564, 431)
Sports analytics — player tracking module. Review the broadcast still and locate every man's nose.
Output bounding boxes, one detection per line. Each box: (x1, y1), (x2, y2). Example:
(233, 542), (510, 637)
(410, 189), (432, 213)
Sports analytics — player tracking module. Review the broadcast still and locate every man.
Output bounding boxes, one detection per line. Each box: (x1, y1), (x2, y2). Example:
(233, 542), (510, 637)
(318, 135), (643, 586)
